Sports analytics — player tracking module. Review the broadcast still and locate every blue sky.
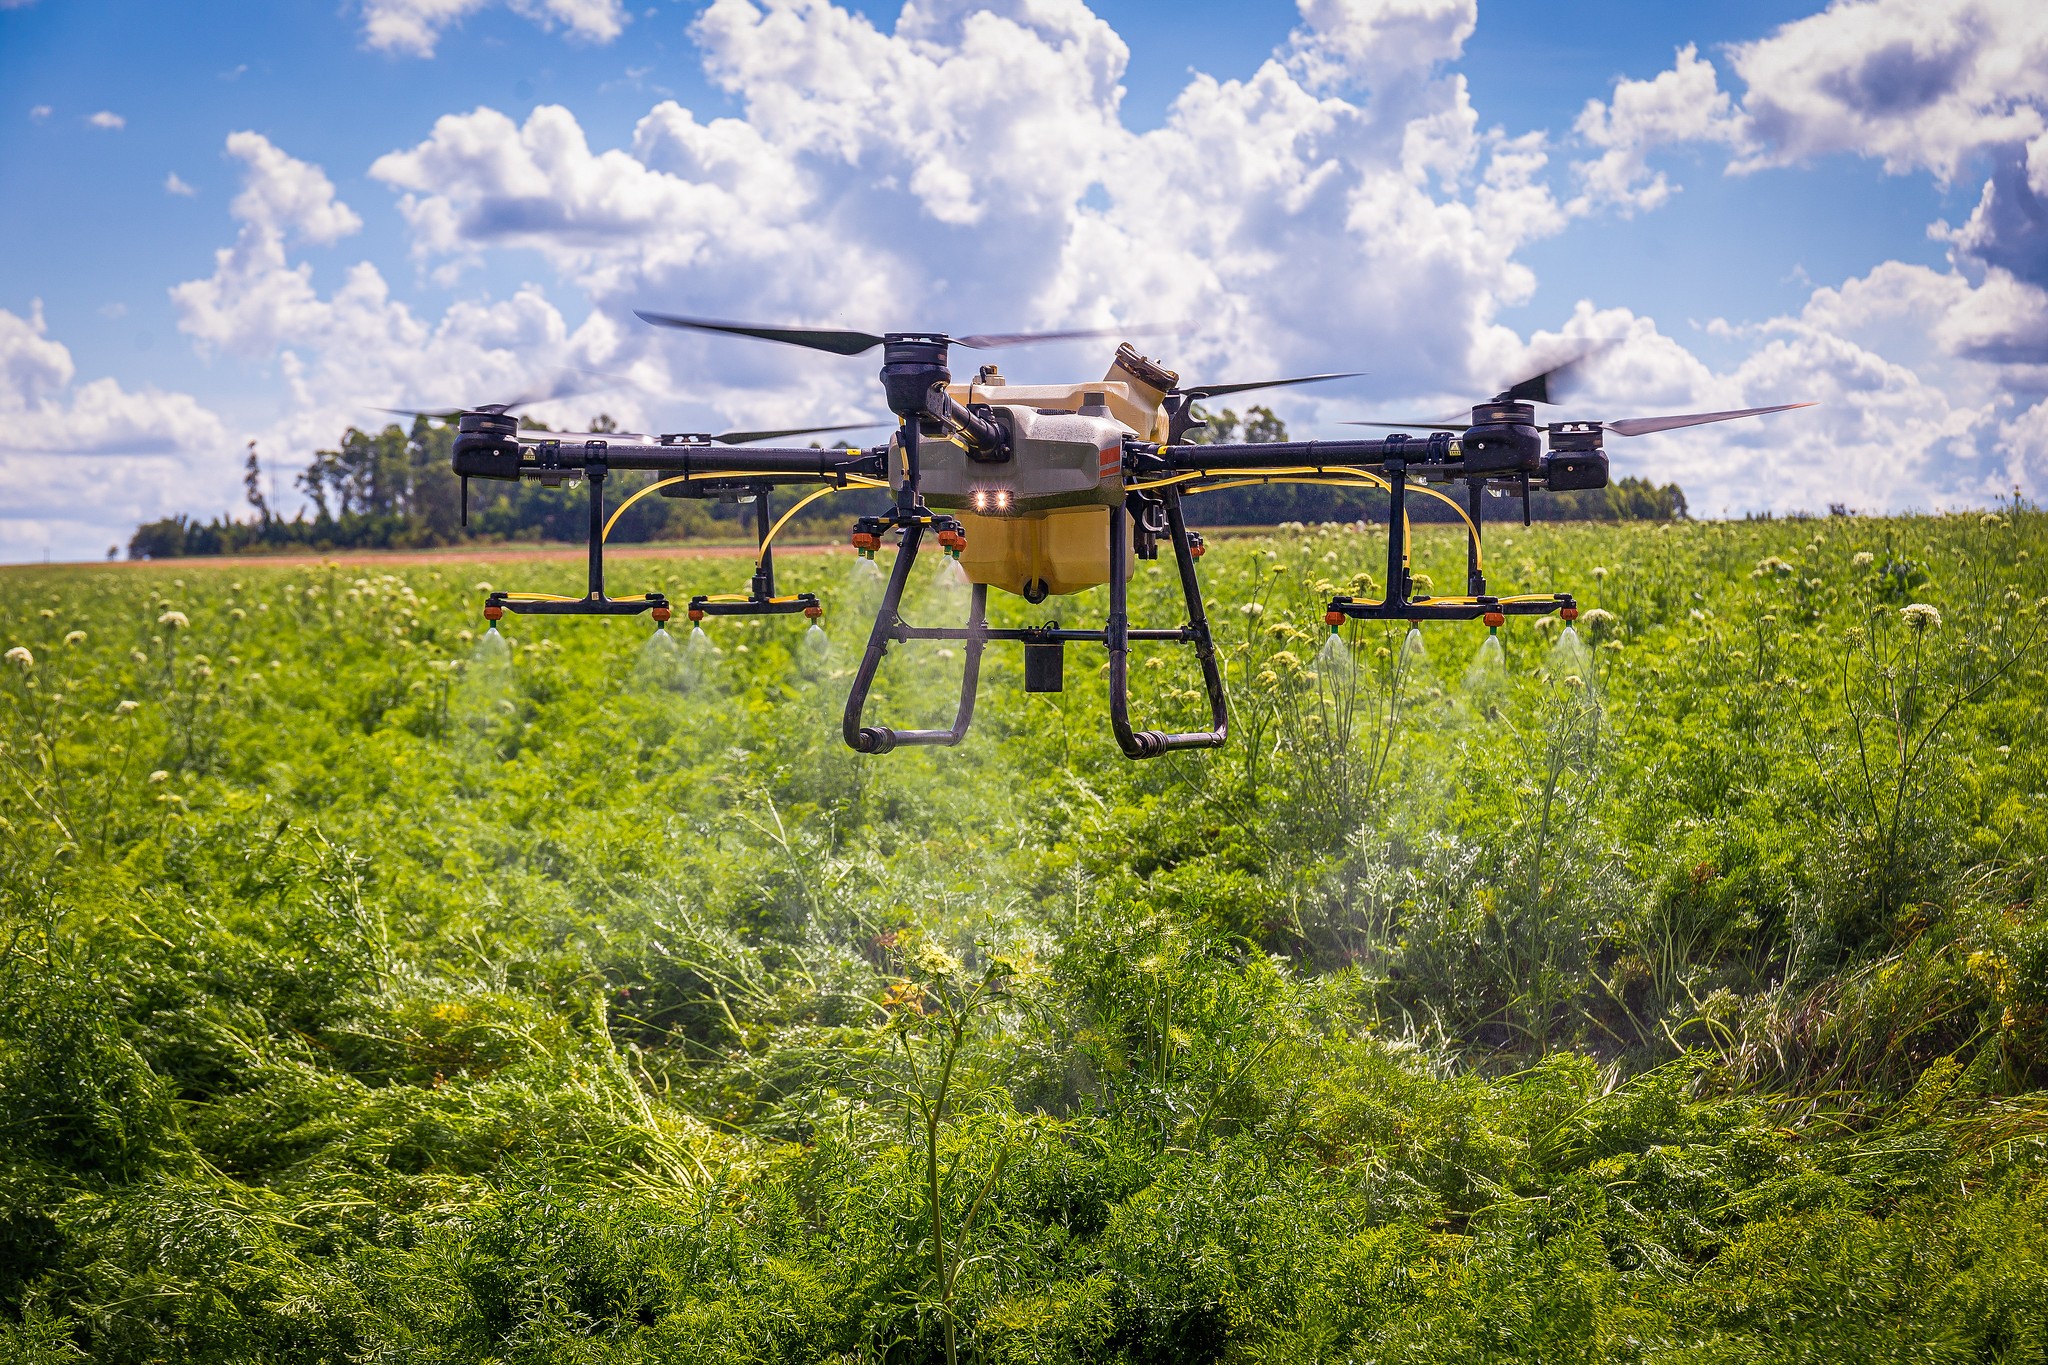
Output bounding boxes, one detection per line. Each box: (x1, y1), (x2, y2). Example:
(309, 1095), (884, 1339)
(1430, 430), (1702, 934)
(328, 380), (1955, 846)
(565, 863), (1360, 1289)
(2, 0), (2043, 560)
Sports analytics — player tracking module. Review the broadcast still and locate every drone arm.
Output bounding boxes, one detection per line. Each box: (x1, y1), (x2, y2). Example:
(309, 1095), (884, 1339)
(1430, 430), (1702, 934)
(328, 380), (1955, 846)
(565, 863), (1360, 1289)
(1151, 435), (1437, 478)
(460, 430), (889, 482)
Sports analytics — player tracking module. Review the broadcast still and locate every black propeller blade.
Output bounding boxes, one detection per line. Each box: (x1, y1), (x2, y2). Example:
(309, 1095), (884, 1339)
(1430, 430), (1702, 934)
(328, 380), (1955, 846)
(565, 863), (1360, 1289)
(373, 368), (625, 422)
(1600, 403), (1815, 437)
(635, 310), (1150, 356)
(635, 313), (884, 355)
(1343, 403), (1815, 436)
(514, 421), (885, 445)
(376, 400), (527, 421)
(1180, 372), (1362, 401)
(1493, 339), (1619, 405)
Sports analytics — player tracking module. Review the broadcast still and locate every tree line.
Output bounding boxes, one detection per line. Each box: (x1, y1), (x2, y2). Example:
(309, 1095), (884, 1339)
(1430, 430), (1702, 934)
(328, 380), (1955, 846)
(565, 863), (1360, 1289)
(128, 406), (1686, 559)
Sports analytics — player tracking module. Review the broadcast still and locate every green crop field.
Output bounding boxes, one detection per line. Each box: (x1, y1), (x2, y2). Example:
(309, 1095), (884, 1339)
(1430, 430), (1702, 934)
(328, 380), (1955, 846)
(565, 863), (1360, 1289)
(5, 511), (2048, 1362)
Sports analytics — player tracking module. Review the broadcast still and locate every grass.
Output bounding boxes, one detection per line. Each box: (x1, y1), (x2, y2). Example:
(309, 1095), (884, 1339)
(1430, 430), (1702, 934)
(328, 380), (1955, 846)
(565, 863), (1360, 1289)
(2, 507), (2046, 1361)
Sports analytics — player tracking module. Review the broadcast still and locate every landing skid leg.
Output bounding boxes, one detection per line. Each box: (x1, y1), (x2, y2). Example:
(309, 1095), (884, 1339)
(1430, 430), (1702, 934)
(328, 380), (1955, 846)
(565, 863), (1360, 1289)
(843, 520), (988, 754)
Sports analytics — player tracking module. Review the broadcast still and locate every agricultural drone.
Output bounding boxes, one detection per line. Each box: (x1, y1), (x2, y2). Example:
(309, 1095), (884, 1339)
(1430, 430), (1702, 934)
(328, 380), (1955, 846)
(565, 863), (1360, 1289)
(447, 316), (1810, 759)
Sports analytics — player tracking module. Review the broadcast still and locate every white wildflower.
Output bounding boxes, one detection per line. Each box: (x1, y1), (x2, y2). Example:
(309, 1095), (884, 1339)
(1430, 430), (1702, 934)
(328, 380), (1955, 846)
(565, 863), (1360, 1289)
(158, 610), (189, 629)
(1900, 603), (1942, 632)
(4, 646), (31, 668)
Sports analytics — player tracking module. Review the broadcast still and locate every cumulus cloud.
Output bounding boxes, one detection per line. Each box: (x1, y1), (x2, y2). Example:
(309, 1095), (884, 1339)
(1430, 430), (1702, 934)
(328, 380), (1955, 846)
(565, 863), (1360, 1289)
(0, 304), (233, 560)
(368, 0), (1565, 417)
(86, 110), (124, 130)
(224, 131), (362, 244)
(1568, 45), (1742, 214)
(164, 172), (196, 197)
(28, 104), (51, 122)
(1729, 0), (2048, 184)
(1287, 0), (1477, 91)
(360, 0), (627, 58)
(170, 131), (652, 488)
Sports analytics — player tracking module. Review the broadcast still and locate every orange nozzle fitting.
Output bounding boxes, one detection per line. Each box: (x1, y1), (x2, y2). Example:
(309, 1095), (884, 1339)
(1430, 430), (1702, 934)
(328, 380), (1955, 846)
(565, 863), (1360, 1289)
(937, 528), (967, 554)
(482, 604), (504, 622)
(651, 605), (671, 624)
(1190, 541), (1206, 558)
(803, 604), (823, 620)
(688, 607), (705, 623)
(1482, 610), (1505, 629)
(1561, 605), (1579, 622)
(1324, 609), (1345, 628)
(851, 531), (879, 553)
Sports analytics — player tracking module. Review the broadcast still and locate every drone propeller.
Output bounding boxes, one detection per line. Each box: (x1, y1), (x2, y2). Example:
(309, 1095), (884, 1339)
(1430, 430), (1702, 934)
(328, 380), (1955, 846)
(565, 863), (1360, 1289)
(1600, 403), (1815, 436)
(634, 310), (1149, 356)
(1179, 372), (1361, 402)
(373, 368), (628, 423)
(376, 399), (530, 421)
(517, 421), (885, 445)
(1493, 339), (1619, 405)
(1343, 402), (1815, 436)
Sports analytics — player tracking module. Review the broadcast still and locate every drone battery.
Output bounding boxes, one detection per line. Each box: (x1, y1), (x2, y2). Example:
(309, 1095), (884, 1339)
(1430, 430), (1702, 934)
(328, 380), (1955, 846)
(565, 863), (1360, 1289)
(1024, 640), (1064, 693)
(1543, 451), (1610, 491)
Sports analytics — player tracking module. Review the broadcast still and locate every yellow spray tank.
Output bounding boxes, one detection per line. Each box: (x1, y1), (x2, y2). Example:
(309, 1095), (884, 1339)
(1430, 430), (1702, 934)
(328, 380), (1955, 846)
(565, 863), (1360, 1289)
(889, 344), (1175, 601)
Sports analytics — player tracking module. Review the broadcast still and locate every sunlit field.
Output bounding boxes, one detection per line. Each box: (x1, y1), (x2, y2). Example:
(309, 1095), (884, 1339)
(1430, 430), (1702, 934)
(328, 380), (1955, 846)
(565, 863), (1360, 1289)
(4, 510), (2047, 1362)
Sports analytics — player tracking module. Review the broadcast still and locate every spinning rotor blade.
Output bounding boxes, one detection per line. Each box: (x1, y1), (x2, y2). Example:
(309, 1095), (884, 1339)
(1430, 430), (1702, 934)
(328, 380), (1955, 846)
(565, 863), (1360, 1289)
(516, 421), (884, 444)
(1494, 339), (1619, 405)
(512, 421), (880, 448)
(636, 311), (1156, 355)
(1340, 419), (1465, 432)
(1600, 402), (1815, 437)
(635, 311), (887, 355)
(711, 421), (884, 444)
(953, 325), (1158, 350)
(1181, 372), (1362, 401)
(373, 370), (611, 422)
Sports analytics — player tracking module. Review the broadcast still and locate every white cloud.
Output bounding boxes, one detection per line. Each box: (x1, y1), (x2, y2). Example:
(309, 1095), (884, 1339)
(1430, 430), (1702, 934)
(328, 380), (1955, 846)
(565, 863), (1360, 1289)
(224, 131), (362, 244)
(1568, 45), (1742, 215)
(0, 304), (234, 561)
(86, 110), (125, 130)
(28, 104), (51, 122)
(360, 0), (627, 58)
(370, 0), (1563, 416)
(165, 171), (197, 197)
(170, 133), (653, 488)
(1729, 0), (2048, 184)
(1287, 0), (1476, 92)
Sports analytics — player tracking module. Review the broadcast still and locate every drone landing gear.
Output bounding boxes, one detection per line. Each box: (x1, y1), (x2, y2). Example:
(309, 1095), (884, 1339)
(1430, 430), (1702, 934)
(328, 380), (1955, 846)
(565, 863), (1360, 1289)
(1322, 457), (1575, 626)
(842, 490), (1228, 761)
(484, 462), (669, 620)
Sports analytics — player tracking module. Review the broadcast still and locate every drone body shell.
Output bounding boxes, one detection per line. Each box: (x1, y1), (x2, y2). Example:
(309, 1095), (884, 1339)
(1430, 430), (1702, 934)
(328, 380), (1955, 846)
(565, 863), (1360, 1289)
(882, 363), (1171, 599)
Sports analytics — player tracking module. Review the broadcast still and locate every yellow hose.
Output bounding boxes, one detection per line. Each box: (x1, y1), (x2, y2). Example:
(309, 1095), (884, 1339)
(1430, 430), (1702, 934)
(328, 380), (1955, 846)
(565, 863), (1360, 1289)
(1162, 464), (1483, 571)
(600, 472), (886, 545)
